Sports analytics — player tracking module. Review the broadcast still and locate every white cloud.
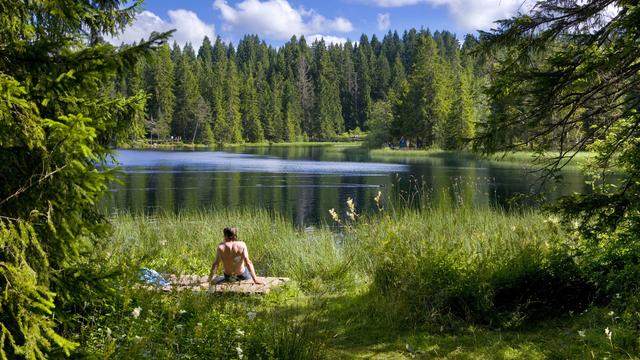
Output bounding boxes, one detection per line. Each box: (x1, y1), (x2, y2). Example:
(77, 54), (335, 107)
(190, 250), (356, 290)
(307, 34), (349, 45)
(105, 10), (215, 47)
(214, 0), (353, 40)
(377, 13), (391, 31)
(361, 0), (536, 31)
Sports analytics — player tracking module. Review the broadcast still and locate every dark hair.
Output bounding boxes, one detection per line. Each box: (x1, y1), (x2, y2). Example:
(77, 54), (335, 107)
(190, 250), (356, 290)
(223, 227), (238, 241)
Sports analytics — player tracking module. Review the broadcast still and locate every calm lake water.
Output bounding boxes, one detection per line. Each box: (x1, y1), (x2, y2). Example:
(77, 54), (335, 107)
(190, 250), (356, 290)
(103, 146), (593, 225)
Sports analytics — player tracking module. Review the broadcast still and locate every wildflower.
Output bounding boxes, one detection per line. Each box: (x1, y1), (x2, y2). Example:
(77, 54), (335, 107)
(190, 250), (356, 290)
(346, 197), (358, 221)
(236, 346), (244, 359)
(134, 335), (142, 342)
(511, 225), (517, 231)
(346, 197), (355, 212)
(329, 208), (340, 223)
(374, 191), (383, 211)
(176, 324), (184, 330)
(196, 322), (202, 327)
(247, 311), (256, 321)
(578, 330), (586, 337)
(236, 328), (245, 336)
(608, 311), (614, 316)
(131, 307), (142, 319)
(106, 328), (112, 337)
(179, 309), (187, 314)
(605, 327), (612, 340)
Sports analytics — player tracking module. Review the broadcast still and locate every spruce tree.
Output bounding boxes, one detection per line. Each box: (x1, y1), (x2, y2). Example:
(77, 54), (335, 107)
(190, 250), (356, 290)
(0, 1), (167, 357)
(149, 44), (175, 139)
(211, 37), (228, 142)
(312, 40), (344, 139)
(241, 71), (264, 142)
(372, 53), (391, 101)
(354, 45), (372, 130)
(221, 58), (242, 143)
(173, 48), (202, 141)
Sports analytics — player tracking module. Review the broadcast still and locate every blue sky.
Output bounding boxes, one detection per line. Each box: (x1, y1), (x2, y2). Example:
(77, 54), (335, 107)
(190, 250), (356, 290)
(108, 0), (532, 47)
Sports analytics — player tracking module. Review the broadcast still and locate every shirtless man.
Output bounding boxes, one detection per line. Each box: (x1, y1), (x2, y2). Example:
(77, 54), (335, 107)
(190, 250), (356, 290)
(207, 227), (264, 285)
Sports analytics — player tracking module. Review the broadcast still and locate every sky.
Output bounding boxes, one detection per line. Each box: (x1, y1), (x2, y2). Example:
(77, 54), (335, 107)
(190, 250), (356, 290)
(106, 0), (535, 48)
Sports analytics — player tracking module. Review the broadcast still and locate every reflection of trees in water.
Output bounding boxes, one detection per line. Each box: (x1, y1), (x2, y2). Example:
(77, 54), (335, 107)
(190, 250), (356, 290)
(101, 148), (597, 224)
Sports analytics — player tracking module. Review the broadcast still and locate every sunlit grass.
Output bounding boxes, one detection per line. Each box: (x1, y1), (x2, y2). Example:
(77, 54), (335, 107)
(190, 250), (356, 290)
(78, 205), (636, 358)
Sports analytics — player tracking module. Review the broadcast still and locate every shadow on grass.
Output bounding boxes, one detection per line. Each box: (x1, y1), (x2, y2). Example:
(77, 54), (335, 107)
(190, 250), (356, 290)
(263, 286), (632, 359)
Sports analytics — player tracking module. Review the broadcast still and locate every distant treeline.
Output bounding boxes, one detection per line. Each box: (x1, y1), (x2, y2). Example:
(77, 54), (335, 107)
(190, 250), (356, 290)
(114, 29), (486, 148)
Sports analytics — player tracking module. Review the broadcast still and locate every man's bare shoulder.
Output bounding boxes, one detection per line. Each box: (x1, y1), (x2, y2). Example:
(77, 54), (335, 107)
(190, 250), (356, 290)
(217, 242), (226, 250)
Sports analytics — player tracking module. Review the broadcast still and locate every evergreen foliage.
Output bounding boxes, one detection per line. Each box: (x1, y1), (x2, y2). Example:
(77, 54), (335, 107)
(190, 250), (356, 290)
(0, 1), (168, 358)
(479, 0), (640, 303)
(117, 28), (486, 148)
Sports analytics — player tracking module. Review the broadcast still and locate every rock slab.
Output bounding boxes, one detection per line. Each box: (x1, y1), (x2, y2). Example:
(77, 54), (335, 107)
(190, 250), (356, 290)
(165, 274), (290, 294)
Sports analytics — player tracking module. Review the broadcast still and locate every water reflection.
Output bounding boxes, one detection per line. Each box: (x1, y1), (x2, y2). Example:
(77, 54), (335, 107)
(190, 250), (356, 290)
(102, 147), (594, 225)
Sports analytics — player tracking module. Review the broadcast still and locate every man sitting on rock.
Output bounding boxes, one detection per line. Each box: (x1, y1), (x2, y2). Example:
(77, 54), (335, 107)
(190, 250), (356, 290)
(207, 227), (264, 285)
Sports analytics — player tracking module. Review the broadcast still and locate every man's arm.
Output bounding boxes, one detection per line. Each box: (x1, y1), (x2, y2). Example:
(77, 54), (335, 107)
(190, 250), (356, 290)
(208, 247), (221, 283)
(242, 245), (264, 285)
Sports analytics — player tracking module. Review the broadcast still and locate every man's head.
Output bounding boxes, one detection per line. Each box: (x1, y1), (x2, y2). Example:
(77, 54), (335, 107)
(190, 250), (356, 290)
(223, 227), (238, 241)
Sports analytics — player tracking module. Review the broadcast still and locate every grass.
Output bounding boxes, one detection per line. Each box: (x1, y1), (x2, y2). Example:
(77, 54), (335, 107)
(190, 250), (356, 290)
(71, 203), (640, 359)
(369, 147), (593, 167)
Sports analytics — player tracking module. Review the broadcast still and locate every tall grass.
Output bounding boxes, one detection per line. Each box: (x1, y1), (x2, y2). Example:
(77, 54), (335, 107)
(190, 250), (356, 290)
(77, 204), (637, 358)
(107, 209), (350, 289)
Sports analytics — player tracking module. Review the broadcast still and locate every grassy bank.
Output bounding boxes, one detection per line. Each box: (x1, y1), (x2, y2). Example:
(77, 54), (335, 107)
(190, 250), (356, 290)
(369, 148), (593, 167)
(71, 204), (639, 358)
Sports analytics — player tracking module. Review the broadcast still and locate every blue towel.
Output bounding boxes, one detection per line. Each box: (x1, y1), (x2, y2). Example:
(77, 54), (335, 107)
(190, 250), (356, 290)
(139, 268), (170, 287)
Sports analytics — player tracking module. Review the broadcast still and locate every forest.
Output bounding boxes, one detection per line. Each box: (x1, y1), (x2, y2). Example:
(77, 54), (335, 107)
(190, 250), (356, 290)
(2, 0), (640, 358)
(117, 30), (481, 148)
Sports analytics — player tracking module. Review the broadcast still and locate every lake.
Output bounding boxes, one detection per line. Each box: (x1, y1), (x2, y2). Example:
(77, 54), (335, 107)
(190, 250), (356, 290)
(103, 145), (593, 225)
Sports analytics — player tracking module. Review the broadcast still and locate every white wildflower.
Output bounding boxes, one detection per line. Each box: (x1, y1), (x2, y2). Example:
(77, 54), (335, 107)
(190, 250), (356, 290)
(176, 324), (184, 330)
(134, 335), (142, 342)
(329, 208), (340, 224)
(131, 307), (142, 319)
(605, 327), (612, 340)
(106, 327), (112, 337)
(608, 311), (614, 316)
(236, 346), (244, 359)
(179, 309), (187, 314)
(236, 328), (245, 336)
(346, 197), (355, 212)
(196, 322), (202, 327)
(247, 311), (256, 321)
(578, 330), (586, 337)
(374, 191), (383, 211)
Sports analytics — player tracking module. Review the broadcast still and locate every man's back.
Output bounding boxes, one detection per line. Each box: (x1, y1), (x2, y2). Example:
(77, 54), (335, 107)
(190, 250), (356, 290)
(218, 241), (246, 275)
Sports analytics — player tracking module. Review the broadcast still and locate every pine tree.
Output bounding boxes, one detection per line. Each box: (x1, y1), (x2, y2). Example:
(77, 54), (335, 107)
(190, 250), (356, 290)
(372, 53), (391, 101)
(0, 1), (167, 357)
(296, 44), (314, 136)
(389, 54), (406, 94)
(149, 43), (175, 139)
(283, 77), (302, 141)
(354, 44), (372, 130)
(340, 41), (357, 131)
(393, 33), (446, 146)
(211, 37), (228, 142)
(220, 58), (242, 143)
(173, 48), (202, 141)
(312, 40), (343, 139)
(241, 71), (264, 142)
